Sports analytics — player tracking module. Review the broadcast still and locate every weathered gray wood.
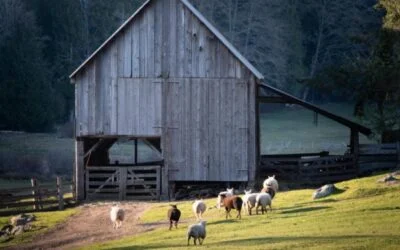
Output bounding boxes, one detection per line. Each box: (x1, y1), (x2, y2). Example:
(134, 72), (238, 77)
(31, 178), (38, 210)
(154, 0), (162, 77)
(147, 2), (155, 77)
(248, 76), (257, 183)
(57, 177), (64, 210)
(72, 0), (270, 198)
(119, 168), (127, 200)
(168, 0), (177, 77)
(124, 26), (132, 78)
(75, 140), (85, 201)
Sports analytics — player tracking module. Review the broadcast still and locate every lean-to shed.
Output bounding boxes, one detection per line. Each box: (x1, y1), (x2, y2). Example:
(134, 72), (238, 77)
(70, 0), (263, 200)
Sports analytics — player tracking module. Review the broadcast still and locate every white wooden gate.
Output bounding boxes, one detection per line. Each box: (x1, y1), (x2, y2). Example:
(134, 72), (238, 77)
(85, 166), (160, 200)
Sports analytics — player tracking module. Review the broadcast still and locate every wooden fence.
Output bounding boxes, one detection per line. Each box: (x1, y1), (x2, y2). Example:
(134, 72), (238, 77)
(260, 154), (356, 186)
(359, 142), (400, 174)
(0, 177), (75, 215)
(85, 165), (160, 201)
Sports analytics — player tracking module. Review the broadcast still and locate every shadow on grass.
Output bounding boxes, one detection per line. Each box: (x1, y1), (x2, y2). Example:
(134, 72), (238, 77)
(107, 234), (399, 250)
(363, 206), (400, 212)
(207, 219), (240, 225)
(280, 206), (330, 214)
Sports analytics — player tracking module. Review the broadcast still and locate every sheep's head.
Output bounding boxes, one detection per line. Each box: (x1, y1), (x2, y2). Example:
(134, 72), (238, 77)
(227, 188), (234, 194)
(200, 221), (207, 227)
(244, 189), (252, 194)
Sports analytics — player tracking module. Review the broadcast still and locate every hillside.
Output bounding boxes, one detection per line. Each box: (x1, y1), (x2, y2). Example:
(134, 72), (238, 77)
(82, 171), (400, 249)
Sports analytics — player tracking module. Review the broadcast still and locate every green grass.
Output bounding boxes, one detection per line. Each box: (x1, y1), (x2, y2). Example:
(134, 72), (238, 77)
(81, 172), (400, 250)
(260, 103), (374, 155)
(0, 207), (78, 248)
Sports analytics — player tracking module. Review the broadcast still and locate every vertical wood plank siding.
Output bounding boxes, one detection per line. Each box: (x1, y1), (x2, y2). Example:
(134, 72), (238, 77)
(74, 0), (256, 182)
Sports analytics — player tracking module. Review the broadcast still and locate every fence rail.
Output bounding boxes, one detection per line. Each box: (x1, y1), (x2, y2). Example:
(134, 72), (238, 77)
(359, 142), (400, 174)
(0, 177), (75, 215)
(260, 154), (356, 185)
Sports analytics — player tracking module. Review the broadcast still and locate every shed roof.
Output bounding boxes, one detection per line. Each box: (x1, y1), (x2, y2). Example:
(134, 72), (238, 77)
(69, 0), (264, 80)
(258, 82), (372, 136)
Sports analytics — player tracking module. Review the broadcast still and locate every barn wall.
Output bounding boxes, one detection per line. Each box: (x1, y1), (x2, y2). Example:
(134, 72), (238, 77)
(74, 0), (257, 182)
(75, 0), (252, 137)
(165, 78), (255, 182)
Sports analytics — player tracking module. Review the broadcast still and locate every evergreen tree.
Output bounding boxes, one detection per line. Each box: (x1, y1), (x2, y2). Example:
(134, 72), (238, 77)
(0, 0), (55, 132)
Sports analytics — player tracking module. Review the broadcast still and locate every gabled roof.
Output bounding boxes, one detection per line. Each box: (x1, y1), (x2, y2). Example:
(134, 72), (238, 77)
(258, 82), (372, 136)
(69, 0), (264, 80)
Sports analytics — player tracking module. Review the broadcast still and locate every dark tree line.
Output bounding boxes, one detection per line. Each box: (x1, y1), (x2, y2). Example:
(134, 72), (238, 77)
(0, 0), (398, 136)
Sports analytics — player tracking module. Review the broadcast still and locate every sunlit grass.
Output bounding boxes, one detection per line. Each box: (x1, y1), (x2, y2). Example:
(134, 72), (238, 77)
(0, 207), (78, 248)
(81, 172), (400, 250)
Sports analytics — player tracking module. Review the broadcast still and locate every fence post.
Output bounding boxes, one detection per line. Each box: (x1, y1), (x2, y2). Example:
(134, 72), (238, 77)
(119, 168), (127, 200)
(31, 178), (38, 210)
(57, 176), (64, 210)
(397, 141), (400, 169)
(72, 174), (76, 201)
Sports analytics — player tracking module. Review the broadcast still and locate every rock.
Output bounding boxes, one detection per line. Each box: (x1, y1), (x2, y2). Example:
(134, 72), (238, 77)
(10, 214), (35, 227)
(11, 226), (25, 235)
(312, 184), (336, 200)
(377, 174), (399, 183)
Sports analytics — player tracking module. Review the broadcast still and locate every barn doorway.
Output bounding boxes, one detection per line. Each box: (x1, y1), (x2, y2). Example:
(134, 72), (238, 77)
(82, 137), (163, 200)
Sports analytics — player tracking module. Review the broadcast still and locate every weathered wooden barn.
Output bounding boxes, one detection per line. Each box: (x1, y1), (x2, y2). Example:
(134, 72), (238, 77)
(70, 0), (372, 201)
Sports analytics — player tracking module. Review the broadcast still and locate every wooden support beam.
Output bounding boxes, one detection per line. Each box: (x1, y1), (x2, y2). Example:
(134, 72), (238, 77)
(84, 138), (105, 158)
(142, 138), (163, 158)
(257, 96), (295, 104)
(75, 140), (85, 201)
(350, 128), (360, 175)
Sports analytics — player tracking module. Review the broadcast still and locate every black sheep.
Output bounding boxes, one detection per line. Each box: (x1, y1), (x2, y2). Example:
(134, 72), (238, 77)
(167, 204), (181, 230)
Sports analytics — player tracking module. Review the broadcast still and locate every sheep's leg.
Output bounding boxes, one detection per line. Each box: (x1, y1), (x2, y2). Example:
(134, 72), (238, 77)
(175, 221), (178, 229)
(269, 204), (272, 212)
(199, 238), (203, 245)
(169, 220), (173, 230)
(194, 238), (197, 245)
(187, 236), (191, 246)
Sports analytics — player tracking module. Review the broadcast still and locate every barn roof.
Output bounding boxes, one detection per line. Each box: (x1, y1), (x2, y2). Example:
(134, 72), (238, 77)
(69, 0), (264, 80)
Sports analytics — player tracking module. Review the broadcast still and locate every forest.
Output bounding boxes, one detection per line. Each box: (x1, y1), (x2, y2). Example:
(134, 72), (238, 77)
(0, 0), (399, 139)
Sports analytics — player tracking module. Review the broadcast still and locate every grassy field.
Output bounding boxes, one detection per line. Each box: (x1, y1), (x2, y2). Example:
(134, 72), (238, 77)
(0, 208), (78, 248)
(81, 172), (400, 250)
(260, 103), (374, 155)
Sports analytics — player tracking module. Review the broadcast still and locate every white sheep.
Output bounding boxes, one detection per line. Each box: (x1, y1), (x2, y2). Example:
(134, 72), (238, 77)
(242, 190), (258, 215)
(187, 221), (207, 246)
(110, 204), (125, 229)
(255, 193), (272, 215)
(263, 175), (279, 192)
(216, 188), (234, 209)
(192, 199), (206, 221)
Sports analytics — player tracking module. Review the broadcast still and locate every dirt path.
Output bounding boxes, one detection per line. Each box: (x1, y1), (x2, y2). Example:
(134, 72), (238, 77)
(7, 202), (163, 250)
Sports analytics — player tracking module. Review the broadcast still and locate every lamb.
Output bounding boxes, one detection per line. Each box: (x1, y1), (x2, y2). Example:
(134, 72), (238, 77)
(222, 195), (243, 219)
(260, 186), (276, 199)
(110, 204), (125, 229)
(255, 193), (272, 215)
(167, 204), (181, 230)
(216, 188), (234, 209)
(187, 220), (207, 246)
(263, 175), (279, 192)
(192, 199), (206, 221)
(242, 190), (257, 215)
